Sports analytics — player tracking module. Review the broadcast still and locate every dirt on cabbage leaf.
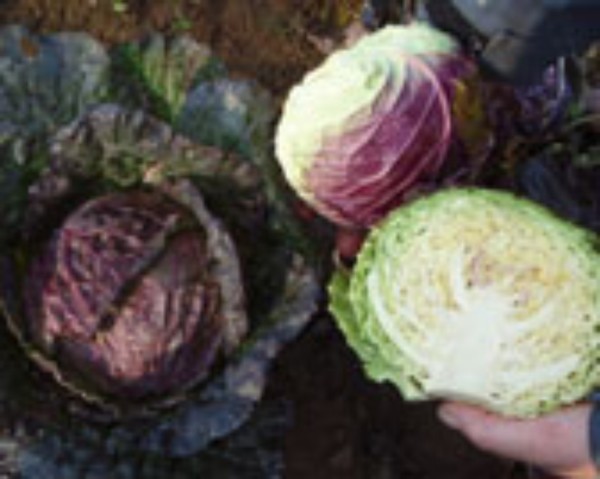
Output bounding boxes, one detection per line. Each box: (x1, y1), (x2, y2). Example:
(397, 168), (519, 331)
(0, 1), (528, 478)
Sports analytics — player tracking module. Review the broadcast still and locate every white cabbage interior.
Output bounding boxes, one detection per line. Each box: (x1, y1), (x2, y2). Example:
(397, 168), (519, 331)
(365, 197), (595, 412)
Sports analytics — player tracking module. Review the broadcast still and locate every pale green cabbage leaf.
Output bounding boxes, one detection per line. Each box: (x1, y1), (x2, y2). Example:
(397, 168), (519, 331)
(330, 188), (600, 418)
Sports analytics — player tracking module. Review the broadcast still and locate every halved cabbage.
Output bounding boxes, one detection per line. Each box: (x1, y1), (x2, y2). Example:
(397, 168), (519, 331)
(330, 188), (600, 417)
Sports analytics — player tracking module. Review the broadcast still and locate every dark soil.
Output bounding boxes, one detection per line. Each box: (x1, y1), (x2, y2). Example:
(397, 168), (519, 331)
(0, 1), (530, 478)
(0, 0), (363, 95)
(267, 316), (519, 479)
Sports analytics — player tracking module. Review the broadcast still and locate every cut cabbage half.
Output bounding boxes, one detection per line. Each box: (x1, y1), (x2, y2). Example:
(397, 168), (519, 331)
(329, 188), (600, 417)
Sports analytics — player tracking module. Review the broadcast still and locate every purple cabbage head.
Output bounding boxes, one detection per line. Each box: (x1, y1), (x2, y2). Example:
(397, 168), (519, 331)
(276, 23), (488, 228)
(23, 187), (247, 402)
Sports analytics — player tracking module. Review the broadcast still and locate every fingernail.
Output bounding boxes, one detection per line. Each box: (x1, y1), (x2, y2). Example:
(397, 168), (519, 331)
(438, 406), (461, 429)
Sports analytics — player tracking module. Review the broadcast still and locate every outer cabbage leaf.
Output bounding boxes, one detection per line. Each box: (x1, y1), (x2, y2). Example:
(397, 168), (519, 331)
(177, 78), (274, 159)
(110, 33), (213, 123)
(0, 26), (109, 245)
(176, 75), (333, 264)
(0, 25), (108, 141)
(330, 188), (600, 418)
(109, 31), (326, 263)
(515, 47), (600, 234)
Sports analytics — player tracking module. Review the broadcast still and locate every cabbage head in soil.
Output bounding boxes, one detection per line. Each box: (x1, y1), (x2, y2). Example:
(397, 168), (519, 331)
(275, 23), (490, 228)
(330, 188), (600, 418)
(1, 101), (319, 416)
(22, 185), (247, 403)
(0, 26), (321, 478)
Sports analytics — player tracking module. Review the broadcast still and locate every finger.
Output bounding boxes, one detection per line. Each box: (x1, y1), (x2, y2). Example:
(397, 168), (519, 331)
(335, 228), (366, 260)
(438, 402), (531, 457)
(438, 402), (592, 471)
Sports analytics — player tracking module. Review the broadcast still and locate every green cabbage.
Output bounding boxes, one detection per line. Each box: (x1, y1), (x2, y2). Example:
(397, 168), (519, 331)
(329, 188), (600, 417)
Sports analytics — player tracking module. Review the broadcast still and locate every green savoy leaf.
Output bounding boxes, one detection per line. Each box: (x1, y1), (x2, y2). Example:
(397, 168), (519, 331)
(110, 34), (213, 123)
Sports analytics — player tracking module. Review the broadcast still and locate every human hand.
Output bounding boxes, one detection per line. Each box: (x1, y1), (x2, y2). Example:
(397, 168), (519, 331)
(335, 228), (367, 262)
(438, 402), (597, 479)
